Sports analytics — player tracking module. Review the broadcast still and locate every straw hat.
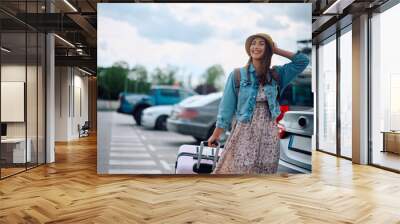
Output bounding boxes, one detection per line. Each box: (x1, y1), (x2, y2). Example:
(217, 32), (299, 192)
(245, 33), (274, 56)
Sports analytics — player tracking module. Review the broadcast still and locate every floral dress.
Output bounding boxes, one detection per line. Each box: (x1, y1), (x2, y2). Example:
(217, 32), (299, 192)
(213, 85), (280, 174)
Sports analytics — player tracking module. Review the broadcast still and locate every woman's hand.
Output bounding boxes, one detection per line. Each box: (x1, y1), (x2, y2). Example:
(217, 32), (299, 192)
(207, 134), (219, 147)
(273, 44), (295, 59)
(272, 41), (277, 54)
(207, 127), (224, 147)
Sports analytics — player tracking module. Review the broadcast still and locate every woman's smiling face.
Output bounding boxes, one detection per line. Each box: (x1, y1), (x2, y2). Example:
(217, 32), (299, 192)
(250, 37), (267, 60)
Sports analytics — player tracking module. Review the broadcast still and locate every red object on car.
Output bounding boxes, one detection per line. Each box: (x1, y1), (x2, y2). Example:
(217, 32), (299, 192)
(277, 123), (287, 139)
(276, 105), (289, 139)
(178, 108), (199, 120)
(276, 104), (289, 123)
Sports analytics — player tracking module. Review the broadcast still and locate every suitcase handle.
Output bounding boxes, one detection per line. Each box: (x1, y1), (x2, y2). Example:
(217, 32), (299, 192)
(197, 141), (220, 170)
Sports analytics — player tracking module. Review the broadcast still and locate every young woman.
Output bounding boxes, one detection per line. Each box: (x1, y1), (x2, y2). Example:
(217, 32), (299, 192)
(207, 33), (309, 174)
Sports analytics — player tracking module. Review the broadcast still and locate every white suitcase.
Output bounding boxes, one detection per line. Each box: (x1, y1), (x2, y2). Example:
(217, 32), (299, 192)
(175, 141), (222, 174)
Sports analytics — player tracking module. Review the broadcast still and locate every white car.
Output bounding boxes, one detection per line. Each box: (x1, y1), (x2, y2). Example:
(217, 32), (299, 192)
(141, 95), (203, 130)
(141, 105), (174, 130)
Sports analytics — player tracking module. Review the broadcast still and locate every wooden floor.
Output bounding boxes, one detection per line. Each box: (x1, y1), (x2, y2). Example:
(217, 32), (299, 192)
(1, 163), (45, 178)
(1, 167), (26, 178)
(1, 135), (400, 223)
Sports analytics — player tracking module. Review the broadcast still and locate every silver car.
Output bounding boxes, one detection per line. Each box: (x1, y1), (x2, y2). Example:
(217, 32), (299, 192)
(277, 66), (313, 174)
(167, 92), (224, 142)
(278, 110), (313, 173)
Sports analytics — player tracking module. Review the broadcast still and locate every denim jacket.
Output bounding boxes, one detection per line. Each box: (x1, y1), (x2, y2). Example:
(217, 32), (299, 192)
(216, 52), (310, 130)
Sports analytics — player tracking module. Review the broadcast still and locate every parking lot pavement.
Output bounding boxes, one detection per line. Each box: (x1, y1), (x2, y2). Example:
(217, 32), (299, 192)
(98, 111), (195, 174)
(98, 111), (304, 175)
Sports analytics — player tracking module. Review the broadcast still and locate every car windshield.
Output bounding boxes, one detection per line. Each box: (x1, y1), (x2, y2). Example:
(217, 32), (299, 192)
(160, 89), (180, 97)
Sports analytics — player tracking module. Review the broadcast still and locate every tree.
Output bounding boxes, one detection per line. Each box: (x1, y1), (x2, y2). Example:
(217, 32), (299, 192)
(204, 64), (224, 86)
(194, 64), (225, 94)
(194, 84), (217, 95)
(98, 66), (128, 100)
(128, 65), (150, 93)
(113, 61), (129, 70)
(151, 65), (177, 85)
(131, 65), (148, 83)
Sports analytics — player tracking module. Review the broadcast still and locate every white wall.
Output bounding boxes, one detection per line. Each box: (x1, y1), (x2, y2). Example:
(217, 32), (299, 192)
(55, 66), (89, 141)
(1, 65), (26, 139)
(1, 63), (46, 164)
(1, 65), (39, 138)
(1, 65), (26, 81)
(55, 66), (70, 141)
(1, 82), (25, 122)
(71, 72), (89, 138)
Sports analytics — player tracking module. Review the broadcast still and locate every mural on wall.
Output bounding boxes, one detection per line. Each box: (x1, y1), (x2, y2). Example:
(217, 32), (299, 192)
(97, 3), (313, 175)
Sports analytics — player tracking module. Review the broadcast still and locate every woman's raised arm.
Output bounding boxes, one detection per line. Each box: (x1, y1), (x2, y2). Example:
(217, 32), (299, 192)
(272, 45), (310, 92)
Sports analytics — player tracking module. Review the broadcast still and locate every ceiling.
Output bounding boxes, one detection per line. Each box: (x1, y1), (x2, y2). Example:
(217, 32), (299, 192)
(0, 0), (98, 74)
(311, 0), (389, 43)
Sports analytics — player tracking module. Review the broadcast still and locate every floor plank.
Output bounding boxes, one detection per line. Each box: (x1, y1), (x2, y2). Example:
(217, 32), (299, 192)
(0, 134), (399, 223)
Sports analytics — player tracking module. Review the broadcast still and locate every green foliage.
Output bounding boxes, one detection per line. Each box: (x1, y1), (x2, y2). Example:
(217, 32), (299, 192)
(97, 62), (225, 99)
(126, 80), (151, 94)
(113, 61), (129, 69)
(131, 65), (148, 83)
(199, 64), (225, 91)
(97, 63), (152, 99)
(151, 65), (177, 85)
(204, 64), (224, 85)
(98, 65), (127, 100)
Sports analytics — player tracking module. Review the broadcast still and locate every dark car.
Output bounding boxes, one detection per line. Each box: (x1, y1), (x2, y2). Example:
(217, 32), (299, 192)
(167, 92), (224, 142)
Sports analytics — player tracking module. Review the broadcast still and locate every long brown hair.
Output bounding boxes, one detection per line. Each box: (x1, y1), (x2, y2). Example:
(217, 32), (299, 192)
(247, 38), (274, 86)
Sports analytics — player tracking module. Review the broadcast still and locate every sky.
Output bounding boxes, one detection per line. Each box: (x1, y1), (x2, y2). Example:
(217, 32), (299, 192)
(98, 3), (311, 87)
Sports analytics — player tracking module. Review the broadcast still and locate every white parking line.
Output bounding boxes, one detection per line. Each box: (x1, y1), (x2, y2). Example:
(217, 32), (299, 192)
(148, 145), (156, 152)
(110, 152), (151, 158)
(110, 145), (144, 149)
(111, 136), (140, 140)
(109, 160), (157, 166)
(160, 160), (172, 171)
(110, 147), (147, 152)
(108, 169), (162, 174)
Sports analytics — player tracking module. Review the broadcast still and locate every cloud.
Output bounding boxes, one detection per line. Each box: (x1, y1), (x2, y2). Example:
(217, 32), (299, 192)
(249, 3), (311, 24)
(98, 3), (214, 44)
(98, 16), (246, 85)
(256, 17), (289, 30)
(284, 4), (312, 24)
(98, 3), (311, 86)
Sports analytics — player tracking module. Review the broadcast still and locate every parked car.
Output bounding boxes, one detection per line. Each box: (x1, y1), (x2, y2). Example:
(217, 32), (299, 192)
(117, 85), (196, 125)
(167, 92), (227, 142)
(141, 95), (204, 130)
(277, 66), (313, 173)
(171, 94), (205, 112)
(141, 105), (173, 130)
(278, 110), (313, 173)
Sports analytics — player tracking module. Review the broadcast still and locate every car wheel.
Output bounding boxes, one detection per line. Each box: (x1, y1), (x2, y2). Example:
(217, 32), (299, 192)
(155, 115), (168, 130)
